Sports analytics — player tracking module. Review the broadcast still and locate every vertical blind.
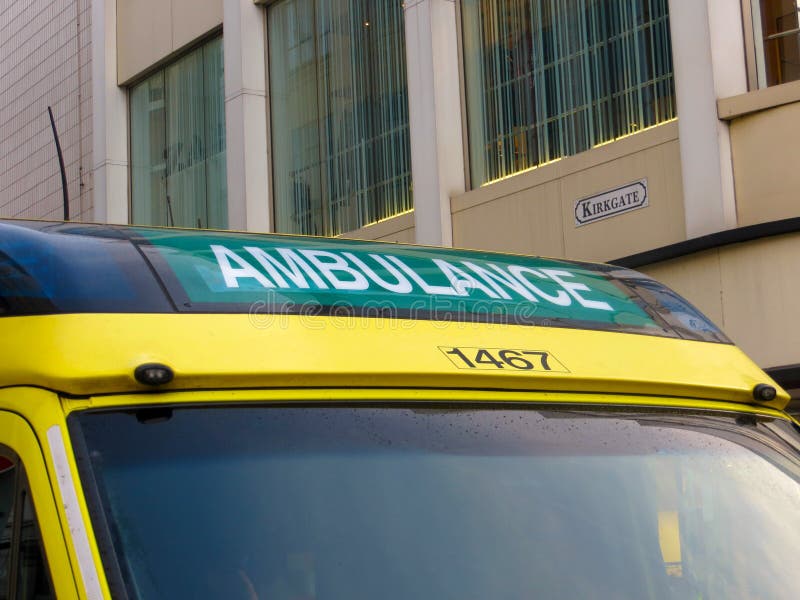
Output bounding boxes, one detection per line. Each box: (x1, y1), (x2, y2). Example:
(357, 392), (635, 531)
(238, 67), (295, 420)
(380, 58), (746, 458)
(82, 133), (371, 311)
(269, 0), (412, 236)
(462, 0), (675, 185)
(131, 37), (227, 229)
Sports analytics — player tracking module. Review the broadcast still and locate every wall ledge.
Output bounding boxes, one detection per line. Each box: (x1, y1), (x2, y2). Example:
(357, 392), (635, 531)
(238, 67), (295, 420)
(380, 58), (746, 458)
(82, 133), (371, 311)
(451, 121), (679, 215)
(338, 211), (415, 241)
(611, 216), (800, 268)
(718, 79), (800, 120)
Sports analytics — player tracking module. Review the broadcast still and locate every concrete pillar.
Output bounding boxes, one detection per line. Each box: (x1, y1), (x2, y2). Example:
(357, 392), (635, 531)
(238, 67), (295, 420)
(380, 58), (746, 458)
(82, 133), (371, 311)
(224, 0), (271, 232)
(404, 0), (466, 247)
(668, 0), (747, 238)
(91, 0), (128, 224)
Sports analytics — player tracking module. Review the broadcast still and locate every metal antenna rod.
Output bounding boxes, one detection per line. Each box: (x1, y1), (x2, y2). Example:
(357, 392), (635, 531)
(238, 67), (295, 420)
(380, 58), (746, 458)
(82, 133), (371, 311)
(47, 106), (70, 221)
(165, 195), (175, 227)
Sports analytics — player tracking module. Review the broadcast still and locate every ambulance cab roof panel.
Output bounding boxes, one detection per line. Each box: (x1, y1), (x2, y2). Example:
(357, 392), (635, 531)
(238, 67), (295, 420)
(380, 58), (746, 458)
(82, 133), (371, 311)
(0, 220), (172, 314)
(0, 219), (729, 344)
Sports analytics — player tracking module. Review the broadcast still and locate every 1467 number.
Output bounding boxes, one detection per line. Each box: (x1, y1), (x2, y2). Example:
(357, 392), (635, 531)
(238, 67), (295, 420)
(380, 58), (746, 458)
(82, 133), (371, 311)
(440, 346), (568, 372)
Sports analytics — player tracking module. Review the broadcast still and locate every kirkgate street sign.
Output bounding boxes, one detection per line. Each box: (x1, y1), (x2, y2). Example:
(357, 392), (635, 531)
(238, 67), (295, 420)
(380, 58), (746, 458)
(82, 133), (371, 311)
(574, 179), (648, 227)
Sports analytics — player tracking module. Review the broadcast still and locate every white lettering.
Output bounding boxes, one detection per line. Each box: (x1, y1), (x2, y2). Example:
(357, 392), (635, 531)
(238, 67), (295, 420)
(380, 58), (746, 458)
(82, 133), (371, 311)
(211, 245), (274, 289)
(433, 259), (501, 298)
(244, 246), (328, 289)
(212, 244), (617, 315)
(507, 266), (572, 306)
(384, 256), (458, 295)
(298, 249), (369, 291)
(539, 269), (613, 311)
(342, 252), (412, 294)
(463, 262), (532, 301)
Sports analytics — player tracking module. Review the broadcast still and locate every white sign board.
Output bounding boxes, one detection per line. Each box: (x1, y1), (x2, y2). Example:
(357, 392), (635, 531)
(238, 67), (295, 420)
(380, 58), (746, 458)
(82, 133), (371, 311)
(574, 179), (648, 227)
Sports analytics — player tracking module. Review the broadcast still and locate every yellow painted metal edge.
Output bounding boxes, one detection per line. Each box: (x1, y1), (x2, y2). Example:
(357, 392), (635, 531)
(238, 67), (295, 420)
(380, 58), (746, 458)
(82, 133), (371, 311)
(60, 387), (793, 420)
(0, 314), (789, 409)
(0, 387), (110, 599)
(1, 384), (794, 600)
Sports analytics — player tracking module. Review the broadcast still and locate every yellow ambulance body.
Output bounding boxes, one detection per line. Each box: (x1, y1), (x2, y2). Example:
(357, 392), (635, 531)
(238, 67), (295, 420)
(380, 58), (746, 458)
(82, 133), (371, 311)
(1, 219), (797, 599)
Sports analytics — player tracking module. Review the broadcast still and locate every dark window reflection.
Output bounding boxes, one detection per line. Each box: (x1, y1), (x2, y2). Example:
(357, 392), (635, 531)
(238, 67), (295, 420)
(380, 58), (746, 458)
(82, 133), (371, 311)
(74, 405), (800, 600)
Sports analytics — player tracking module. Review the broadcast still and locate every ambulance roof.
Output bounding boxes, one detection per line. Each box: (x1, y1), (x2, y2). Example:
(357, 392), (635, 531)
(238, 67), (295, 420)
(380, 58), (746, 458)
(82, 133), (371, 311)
(0, 219), (728, 344)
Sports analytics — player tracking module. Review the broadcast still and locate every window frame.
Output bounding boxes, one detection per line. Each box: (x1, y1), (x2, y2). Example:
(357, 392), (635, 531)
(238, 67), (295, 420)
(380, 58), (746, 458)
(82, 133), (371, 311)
(0, 446), (54, 600)
(126, 29), (227, 230)
(742, 0), (800, 89)
(459, 0), (677, 186)
(455, 0), (474, 191)
(0, 447), (18, 598)
(0, 410), (78, 599)
(265, 0), (414, 236)
(742, 0), (761, 90)
(66, 402), (800, 600)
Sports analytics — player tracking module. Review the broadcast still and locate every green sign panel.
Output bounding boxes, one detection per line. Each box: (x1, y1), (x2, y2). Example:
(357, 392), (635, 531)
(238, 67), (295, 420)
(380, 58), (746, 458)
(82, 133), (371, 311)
(133, 228), (659, 329)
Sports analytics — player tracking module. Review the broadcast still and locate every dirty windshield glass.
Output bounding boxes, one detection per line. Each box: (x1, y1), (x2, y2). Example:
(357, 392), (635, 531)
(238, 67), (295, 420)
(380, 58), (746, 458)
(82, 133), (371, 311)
(72, 406), (800, 600)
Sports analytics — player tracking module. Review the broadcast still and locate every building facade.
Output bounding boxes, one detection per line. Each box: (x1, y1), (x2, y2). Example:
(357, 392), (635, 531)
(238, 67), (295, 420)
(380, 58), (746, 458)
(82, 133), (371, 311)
(2, 0), (800, 397)
(0, 0), (93, 221)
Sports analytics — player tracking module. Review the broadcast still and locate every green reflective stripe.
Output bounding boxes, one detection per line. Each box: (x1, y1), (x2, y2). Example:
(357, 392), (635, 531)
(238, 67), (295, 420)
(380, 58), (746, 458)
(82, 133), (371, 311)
(133, 228), (657, 328)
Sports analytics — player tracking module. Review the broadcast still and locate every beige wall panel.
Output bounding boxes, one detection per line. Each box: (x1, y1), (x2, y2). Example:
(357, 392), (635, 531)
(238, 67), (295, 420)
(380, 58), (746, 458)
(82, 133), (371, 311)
(452, 181), (564, 257)
(117, 0), (172, 83)
(639, 250), (725, 328)
(376, 228), (416, 244)
(172, 0), (223, 52)
(117, 0), (222, 84)
(340, 212), (416, 243)
(450, 123), (683, 262)
(717, 234), (800, 368)
(731, 102), (800, 226)
(561, 140), (685, 262)
(637, 234), (800, 369)
(718, 79), (800, 120)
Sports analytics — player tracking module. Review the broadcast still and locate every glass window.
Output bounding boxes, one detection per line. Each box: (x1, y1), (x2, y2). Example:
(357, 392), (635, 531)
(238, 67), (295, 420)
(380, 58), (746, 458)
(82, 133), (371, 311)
(0, 456), (14, 599)
(0, 453), (53, 600)
(268, 0), (412, 236)
(130, 37), (228, 229)
(15, 490), (51, 600)
(130, 226), (731, 343)
(752, 0), (800, 87)
(462, 0), (676, 185)
(73, 405), (800, 600)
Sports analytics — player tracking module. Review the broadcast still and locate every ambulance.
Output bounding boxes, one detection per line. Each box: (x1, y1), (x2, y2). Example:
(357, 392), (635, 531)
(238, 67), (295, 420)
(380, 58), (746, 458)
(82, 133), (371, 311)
(1, 218), (798, 599)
